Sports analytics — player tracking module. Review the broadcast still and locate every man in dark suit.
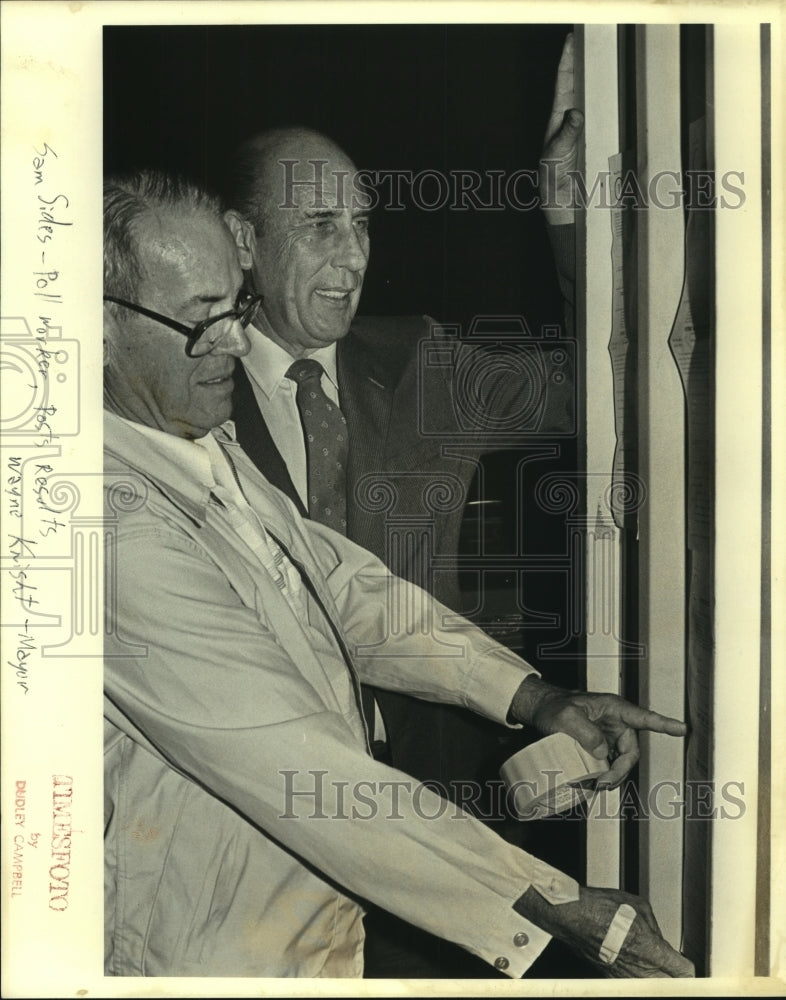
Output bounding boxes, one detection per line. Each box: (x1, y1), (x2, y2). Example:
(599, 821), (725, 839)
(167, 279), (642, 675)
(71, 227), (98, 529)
(223, 127), (577, 777)
(223, 41), (584, 977)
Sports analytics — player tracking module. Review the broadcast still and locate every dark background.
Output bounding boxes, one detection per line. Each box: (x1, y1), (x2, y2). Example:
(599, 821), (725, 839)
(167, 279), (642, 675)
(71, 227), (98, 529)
(104, 23), (570, 334)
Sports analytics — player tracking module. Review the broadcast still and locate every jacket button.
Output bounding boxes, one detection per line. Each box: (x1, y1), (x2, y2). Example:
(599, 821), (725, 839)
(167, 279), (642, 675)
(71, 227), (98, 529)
(513, 932), (529, 947)
(494, 956), (510, 971)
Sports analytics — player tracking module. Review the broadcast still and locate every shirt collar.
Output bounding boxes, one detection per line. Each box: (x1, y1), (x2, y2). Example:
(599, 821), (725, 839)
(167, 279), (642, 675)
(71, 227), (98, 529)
(242, 317), (339, 399)
(104, 410), (240, 519)
(114, 412), (216, 485)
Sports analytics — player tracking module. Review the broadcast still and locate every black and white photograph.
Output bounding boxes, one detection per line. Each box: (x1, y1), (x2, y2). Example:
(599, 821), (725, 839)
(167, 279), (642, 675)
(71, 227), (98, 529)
(1, 2), (783, 996)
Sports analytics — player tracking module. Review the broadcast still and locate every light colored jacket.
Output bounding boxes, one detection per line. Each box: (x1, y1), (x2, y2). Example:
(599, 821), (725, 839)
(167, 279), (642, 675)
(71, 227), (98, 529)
(103, 411), (577, 977)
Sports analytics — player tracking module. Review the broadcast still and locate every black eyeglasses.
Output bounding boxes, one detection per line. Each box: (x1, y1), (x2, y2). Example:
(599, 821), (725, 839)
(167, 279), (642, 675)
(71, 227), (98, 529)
(103, 290), (263, 356)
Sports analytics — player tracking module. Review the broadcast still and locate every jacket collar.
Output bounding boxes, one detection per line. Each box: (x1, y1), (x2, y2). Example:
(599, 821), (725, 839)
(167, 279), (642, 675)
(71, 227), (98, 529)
(339, 314), (432, 394)
(339, 321), (392, 393)
(103, 409), (238, 524)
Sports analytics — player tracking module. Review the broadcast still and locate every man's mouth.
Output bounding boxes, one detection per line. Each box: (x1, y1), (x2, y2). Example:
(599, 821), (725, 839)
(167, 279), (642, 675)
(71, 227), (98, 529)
(199, 373), (234, 387)
(314, 288), (354, 302)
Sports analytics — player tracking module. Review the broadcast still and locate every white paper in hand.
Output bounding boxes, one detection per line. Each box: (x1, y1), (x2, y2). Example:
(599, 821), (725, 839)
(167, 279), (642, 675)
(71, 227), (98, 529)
(500, 732), (608, 820)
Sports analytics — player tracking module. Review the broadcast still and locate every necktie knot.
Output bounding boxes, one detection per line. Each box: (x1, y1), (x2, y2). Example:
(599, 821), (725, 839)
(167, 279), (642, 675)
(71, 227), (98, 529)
(286, 359), (324, 386)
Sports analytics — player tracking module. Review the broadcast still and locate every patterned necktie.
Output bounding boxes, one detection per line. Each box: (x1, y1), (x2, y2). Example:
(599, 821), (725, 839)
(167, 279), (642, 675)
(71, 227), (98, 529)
(286, 359), (348, 535)
(285, 359), (386, 758)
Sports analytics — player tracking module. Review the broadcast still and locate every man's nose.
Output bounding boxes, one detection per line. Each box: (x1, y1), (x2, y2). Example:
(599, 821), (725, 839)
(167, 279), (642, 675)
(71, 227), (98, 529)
(331, 225), (369, 272)
(194, 317), (251, 358)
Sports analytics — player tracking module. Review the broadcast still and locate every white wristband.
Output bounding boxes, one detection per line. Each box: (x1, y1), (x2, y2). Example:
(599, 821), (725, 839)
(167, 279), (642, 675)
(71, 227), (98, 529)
(598, 903), (637, 964)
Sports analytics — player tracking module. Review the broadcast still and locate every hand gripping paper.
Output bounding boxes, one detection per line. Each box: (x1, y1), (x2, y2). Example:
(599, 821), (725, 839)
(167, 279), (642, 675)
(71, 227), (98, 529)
(500, 732), (607, 820)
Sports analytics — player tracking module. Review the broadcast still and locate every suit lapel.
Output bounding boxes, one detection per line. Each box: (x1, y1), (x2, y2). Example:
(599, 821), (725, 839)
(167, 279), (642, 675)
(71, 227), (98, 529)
(231, 361), (307, 516)
(233, 317), (429, 534)
(338, 330), (395, 487)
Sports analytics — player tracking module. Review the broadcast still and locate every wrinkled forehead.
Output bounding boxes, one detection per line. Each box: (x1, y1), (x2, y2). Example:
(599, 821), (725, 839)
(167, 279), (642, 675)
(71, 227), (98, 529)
(137, 208), (240, 297)
(269, 155), (373, 214)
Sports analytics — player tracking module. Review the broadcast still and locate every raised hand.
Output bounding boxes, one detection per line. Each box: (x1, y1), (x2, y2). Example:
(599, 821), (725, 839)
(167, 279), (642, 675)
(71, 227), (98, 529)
(540, 32), (585, 223)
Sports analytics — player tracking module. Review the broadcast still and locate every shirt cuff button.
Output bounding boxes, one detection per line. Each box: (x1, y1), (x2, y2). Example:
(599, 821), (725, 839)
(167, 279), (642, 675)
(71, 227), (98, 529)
(513, 932), (529, 947)
(494, 956), (510, 971)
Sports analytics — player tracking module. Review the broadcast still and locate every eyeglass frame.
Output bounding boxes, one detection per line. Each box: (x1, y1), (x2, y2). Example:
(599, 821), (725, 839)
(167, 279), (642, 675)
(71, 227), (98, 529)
(103, 290), (263, 357)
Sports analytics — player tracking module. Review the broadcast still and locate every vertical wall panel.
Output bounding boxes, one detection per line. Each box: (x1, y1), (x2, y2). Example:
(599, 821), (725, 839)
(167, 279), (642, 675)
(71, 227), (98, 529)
(579, 24), (623, 889)
(710, 23), (763, 978)
(634, 24), (687, 950)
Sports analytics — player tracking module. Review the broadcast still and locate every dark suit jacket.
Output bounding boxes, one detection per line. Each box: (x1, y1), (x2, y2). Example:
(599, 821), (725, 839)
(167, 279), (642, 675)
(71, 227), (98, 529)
(232, 314), (574, 787)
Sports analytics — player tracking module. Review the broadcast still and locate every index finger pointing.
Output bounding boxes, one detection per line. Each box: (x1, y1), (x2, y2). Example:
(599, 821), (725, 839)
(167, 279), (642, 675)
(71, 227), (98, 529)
(617, 703), (688, 737)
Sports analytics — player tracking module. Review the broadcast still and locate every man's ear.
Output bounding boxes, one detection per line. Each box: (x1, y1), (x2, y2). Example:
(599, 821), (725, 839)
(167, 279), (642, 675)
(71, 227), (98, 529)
(224, 210), (256, 270)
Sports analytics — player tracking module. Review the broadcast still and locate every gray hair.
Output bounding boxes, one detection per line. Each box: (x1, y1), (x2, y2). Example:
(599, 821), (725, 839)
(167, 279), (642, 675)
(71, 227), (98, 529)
(104, 170), (221, 306)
